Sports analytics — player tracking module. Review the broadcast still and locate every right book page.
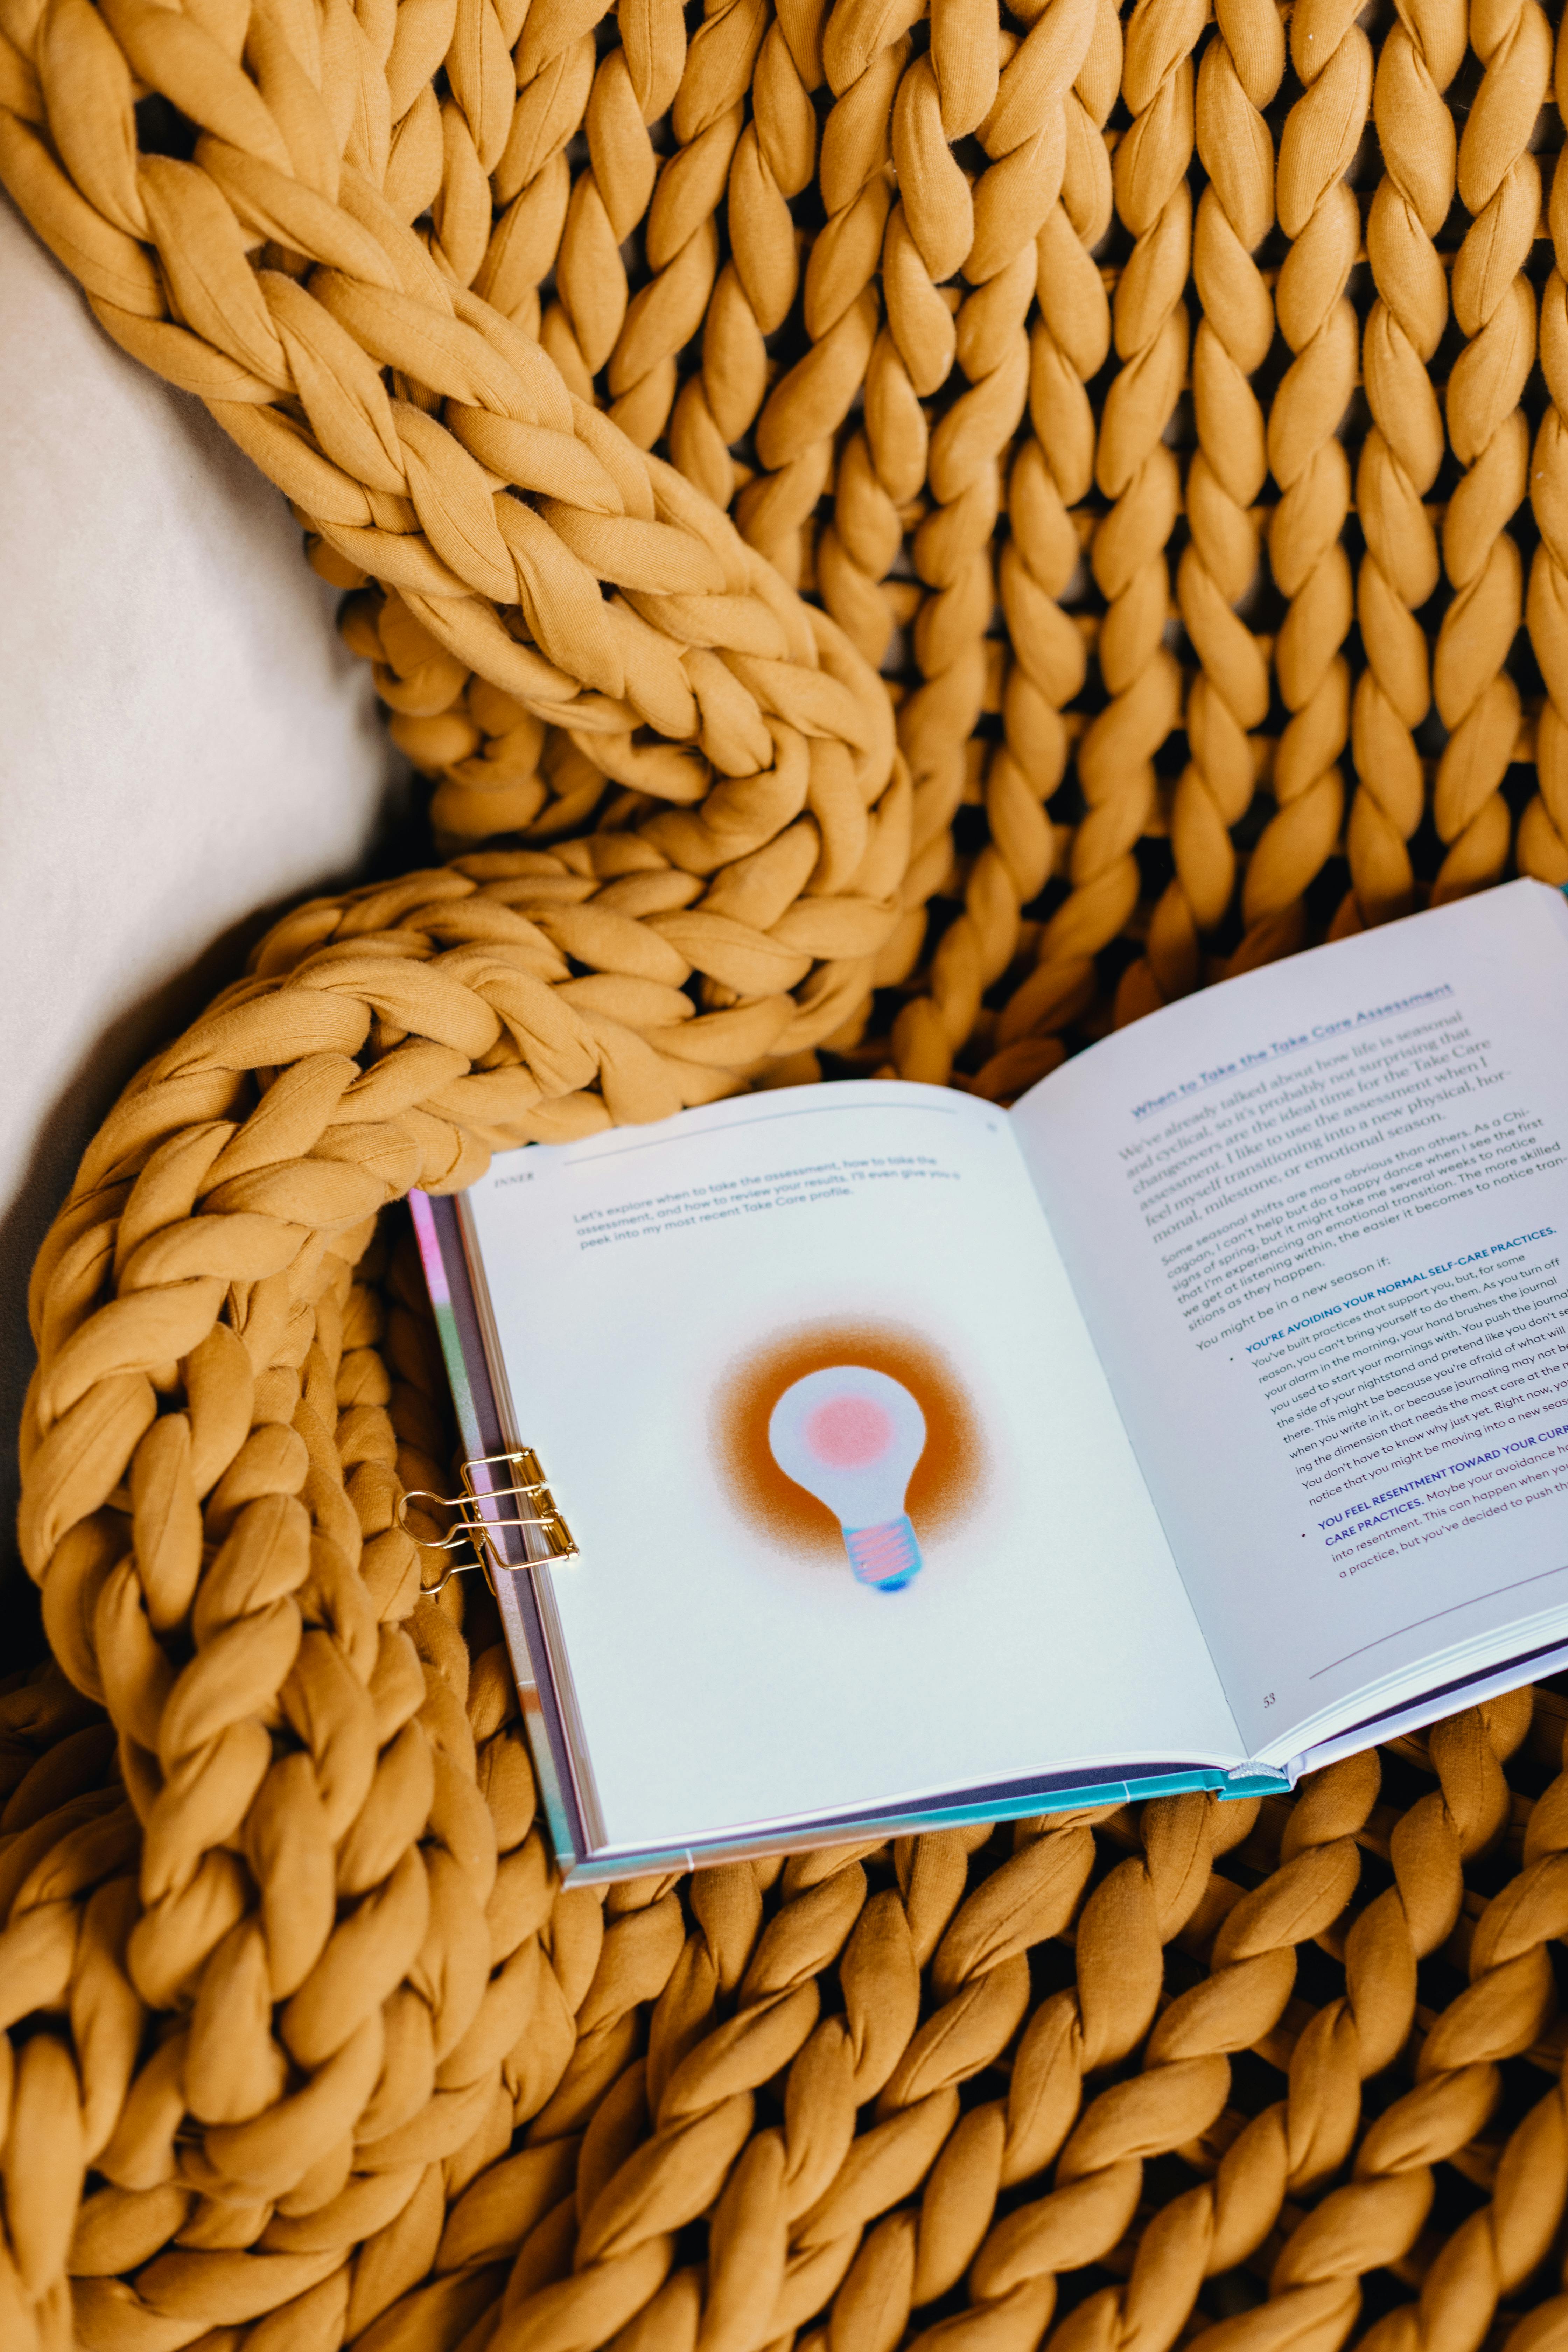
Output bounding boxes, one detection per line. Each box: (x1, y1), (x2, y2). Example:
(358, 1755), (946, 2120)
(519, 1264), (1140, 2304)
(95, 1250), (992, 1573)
(1012, 881), (1568, 1764)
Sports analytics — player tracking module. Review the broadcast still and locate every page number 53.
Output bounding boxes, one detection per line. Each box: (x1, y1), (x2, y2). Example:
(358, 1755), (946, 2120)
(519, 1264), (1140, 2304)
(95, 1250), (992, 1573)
(1262, 1691), (1276, 1709)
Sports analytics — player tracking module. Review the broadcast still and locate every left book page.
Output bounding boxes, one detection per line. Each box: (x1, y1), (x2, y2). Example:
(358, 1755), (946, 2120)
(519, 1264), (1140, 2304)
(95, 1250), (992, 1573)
(457, 1080), (1242, 1858)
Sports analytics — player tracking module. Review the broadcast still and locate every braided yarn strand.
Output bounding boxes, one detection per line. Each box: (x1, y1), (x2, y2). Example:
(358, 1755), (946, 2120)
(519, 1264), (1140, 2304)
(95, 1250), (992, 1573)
(540, 0), (686, 403)
(489, 1824), (1016, 2345)
(1172, 1693), (1544, 2352)
(1428, 0), (1550, 903)
(1229, 0), (1369, 972)
(598, 0), (768, 452)
(1338, 0), (1465, 934)
(912, 1758), (1374, 2352)
(1120, 0), (1285, 1018)
(423, 0), (526, 293)
(473, 0), (588, 343)
(730, 0), (900, 585)
(829, 1792), (1242, 2352)
(886, 0), (1100, 1091)
(669, 0), (820, 520)
(990, 0), (1201, 1061)
(812, 0), (946, 680)
(783, 1812), (1103, 2348)
(1523, 6), (1568, 887)
(966, 0), (1120, 1101)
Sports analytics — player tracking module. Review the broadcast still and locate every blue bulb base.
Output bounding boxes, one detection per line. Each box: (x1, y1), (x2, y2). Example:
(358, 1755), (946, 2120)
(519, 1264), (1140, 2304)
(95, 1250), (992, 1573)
(843, 1516), (922, 1591)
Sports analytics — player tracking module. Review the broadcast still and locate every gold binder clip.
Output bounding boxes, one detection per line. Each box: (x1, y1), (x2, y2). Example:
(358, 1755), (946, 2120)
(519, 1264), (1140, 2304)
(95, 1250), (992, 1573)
(399, 1447), (579, 1594)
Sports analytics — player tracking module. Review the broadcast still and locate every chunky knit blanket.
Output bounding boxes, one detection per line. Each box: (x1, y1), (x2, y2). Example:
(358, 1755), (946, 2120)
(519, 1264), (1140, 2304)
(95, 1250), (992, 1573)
(3, 0), (1568, 2345)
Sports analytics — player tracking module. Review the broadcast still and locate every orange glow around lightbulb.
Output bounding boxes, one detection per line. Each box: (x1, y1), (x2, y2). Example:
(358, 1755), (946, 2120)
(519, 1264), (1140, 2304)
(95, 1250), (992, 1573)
(710, 1318), (987, 1559)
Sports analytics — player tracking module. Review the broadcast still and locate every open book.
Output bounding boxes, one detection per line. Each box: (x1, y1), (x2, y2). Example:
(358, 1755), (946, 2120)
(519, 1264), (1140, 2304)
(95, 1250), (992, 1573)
(413, 880), (1568, 1878)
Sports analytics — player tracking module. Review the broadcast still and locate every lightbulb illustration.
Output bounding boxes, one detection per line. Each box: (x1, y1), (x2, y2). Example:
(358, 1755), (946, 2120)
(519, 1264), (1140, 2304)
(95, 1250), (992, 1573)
(768, 1366), (928, 1590)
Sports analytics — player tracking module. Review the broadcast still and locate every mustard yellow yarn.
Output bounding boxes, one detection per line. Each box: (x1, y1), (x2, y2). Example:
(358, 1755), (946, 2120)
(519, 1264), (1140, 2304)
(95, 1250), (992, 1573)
(5, 0), (1568, 2346)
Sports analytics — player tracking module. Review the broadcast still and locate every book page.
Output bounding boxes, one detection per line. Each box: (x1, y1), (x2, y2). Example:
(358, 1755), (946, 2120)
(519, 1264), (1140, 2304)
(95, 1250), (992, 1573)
(460, 1081), (1241, 1854)
(1012, 883), (1568, 1762)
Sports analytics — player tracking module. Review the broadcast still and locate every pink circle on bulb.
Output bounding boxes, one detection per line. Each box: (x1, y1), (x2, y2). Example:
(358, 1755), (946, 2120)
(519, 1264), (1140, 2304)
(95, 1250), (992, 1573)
(804, 1395), (894, 1468)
